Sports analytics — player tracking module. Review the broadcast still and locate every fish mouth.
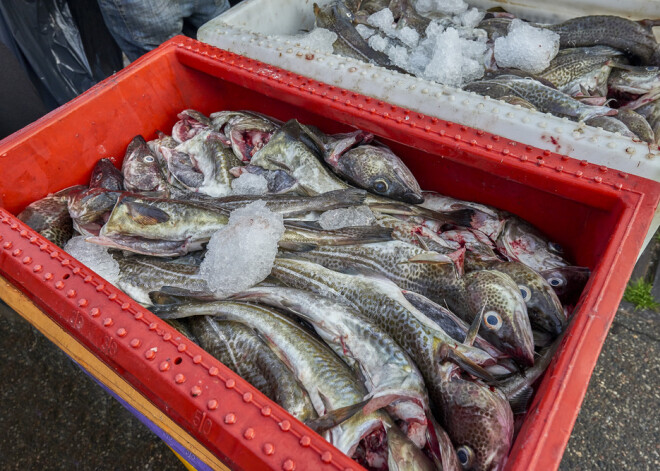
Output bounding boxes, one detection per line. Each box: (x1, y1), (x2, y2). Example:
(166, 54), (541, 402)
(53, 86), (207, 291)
(402, 191), (425, 204)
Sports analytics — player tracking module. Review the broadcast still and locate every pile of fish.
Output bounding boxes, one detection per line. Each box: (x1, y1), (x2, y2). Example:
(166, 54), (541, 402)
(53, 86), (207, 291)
(306, 0), (660, 144)
(17, 108), (590, 470)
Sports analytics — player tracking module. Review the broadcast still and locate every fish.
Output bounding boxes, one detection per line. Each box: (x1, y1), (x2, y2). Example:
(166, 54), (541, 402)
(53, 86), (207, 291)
(314, 1), (403, 71)
(17, 185), (86, 248)
(188, 316), (317, 421)
(540, 266), (591, 306)
(229, 164), (303, 194)
(546, 16), (660, 66)
(478, 17), (512, 41)
(585, 116), (639, 139)
(67, 187), (122, 236)
(608, 64), (660, 95)
(114, 254), (210, 305)
(635, 99), (660, 144)
(210, 110), (281, 161)
(324, 144), (424, 204)
(499, 95), (537, 110)
(152, 300), (431, 468)
(539, 47), (621, 97)
(230, 285), (431, 448)
(279, 220), (394, 251)
(465, 75), (617, 121)
(615, 108), (655, 143)
(288, 241), (534, 365)
(250, 120), (349, 195)
(121, 135), (170, 194)
(172, 109), (211, 144)
(89, 158), (124, 191)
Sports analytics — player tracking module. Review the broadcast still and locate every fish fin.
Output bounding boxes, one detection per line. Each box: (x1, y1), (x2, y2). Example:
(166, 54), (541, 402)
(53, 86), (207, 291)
(444, 208), (478, 228)
(367, 201), (416, 216)
(321, 188), (368, 206)
(277, 242), (319, 252)
(148, 291), (184, 306)
(401, 252), (454, 265)
(265, 156), (292, 172)
(508, 384), (534, 415)
(148, 304), (193, 320)
(304, 398), (369, 433)
(157, 286), (218, 300)
(339, 265), (392, 283)
(125, 202), (170, 225)
(464, 304), (485, 347)
(438, 343), (495, 382)
(413, 233), (431, 251)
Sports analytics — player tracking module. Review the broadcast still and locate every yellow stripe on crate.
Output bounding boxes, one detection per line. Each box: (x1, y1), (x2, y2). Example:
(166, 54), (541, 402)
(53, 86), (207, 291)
(169, 445), (201, 471)
(0, 276), (230, 471)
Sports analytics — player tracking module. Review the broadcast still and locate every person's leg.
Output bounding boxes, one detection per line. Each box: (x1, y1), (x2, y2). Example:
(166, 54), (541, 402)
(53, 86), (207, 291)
(188, 0), (230, 29)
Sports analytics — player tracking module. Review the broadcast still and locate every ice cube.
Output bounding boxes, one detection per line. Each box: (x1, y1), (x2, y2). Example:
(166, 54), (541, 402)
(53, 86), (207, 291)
(64, 236), (120, 285)
(284, 28), (337, 54)
(231, 172), (269, 195)
(387, 44), (410, 70)
(367, 8), (396, 36)
(318, 206), (376, 230)
(199, 201), (285, 298)
(416, 0), (468, 16)
(396, 26), (419, 48)
(458, 7), (485, 29)
(423, 27), (464, 87)
(356, 24), (376, 40)
(493, 19), (560, 74)
(368, 34), (390, 53)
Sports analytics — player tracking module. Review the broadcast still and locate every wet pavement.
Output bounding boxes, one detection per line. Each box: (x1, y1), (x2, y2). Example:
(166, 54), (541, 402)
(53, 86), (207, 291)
(1, 248), (659, 469)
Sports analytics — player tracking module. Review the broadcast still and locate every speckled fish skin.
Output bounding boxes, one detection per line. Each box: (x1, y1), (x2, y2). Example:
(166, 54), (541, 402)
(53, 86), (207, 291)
(375, 214), (455, 253)
(230, 285), (431, 448)
(290, 241), (534, 365)
(121, 136), (170, 193)
(188, 317), (317, 422)
(17, 185), (86, 248)
(547, 16), (660, 65)
(636, 99), (660, 144)
(615, 108), (655, 143)
(498, 95), (537, 110)
(326, 144), (424, 204)
(250, 120), (349, 195)
(585, 116), (639, 139)
(114, 254), (209, 306)
(608, 65), (660, 94)
(279, 220), (393, 250)
(89, 158), (124, 191)
(539, 47), (620, 96)
(210, 110), (280, 161)
(270, 258), (498, 400)
(436, 362), (514, 471)
(67, 188), (122, 236)
(465, 76), (617, 121)
(152, 300), (395, 460)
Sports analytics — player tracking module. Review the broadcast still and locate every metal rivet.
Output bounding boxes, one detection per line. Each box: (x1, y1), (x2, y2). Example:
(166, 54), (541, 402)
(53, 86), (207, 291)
(145, 349), (156, 360)
(177, 344), (186, 352)
(22, 256), (31, 264)
(33, 265), (42, 272)
(193, 355), (202, 364)
(280, 420), (291, 431)
(283, 459), (295, 471)
(224, 413), (236, 424)
(300, 436), (311, 447)
(243, 392), (253, 403)
(225, 378), (235, 389)
(103, 318), (113, 327)
(244, 428), (255, 440)
(263, 443), (275, 455)
(261, 406), (271, 416)
(209, 366), (219, 376)
(207, 399), (218, 410)
(90, 308), (100, 317)
(117, 328), (127, 337)
(121, 302), (130, 310)
(159, 361), (170, 372)
(130, 338), (141, 348)
(321, 451), (332, 463)
(66, 289), (76, 298)
(78, 299), (88, 307)
(191, 386), (202, 397)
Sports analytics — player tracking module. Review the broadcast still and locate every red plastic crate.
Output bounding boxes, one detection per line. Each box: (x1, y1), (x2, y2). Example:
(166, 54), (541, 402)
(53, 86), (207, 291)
(0, 37), (658, 470)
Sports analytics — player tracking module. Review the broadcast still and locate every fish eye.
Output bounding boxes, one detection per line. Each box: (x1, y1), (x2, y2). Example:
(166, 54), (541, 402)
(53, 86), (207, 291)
(548, 242), (563, 254)
(144, 156), (155, 163)
(548, 277), (564, 287)
(483, 311), (502, 330)
(373, 179), (389, 194)
(456, 446), (475, 469)
(519, 285), (531, 302)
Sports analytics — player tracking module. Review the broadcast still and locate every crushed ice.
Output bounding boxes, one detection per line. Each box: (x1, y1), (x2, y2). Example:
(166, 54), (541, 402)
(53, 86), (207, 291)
(493, 19), (560, 74)
(199, 200), (285, 298)
(319, 205), (376, 230)
(64, 236), (120, 285)
(283, 28), (337, 54)
(231, 172), (269, 195)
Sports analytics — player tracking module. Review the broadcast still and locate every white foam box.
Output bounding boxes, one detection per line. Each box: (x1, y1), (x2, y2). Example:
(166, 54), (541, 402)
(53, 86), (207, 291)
(198, 0), (660, 250)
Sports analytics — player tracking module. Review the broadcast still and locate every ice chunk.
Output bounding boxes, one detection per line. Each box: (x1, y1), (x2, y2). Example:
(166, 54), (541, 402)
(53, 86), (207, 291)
(283, 28), (337, 54)
(416, 0), (468, 16)
(356, 24), (375, 40)
(199, 201), (285, 298)
(318, 206), (376, 230)
(387, 44), (410, 70)
(64, 236), (120, 285)
(367, 8), (396, 36)
(368, 34), (390, 53)
(396, 26), (419, 48)
(231, 172), (268, 195)
(423, 28), (464, 87)
(458, 7), (485, 29)
(493, 19), (560, 74)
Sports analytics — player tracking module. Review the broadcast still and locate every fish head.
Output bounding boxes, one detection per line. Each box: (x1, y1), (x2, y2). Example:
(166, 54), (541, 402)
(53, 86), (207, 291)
(386, 424), (436, 471)
(464, 270), (535, 367)
(172, 109), (211, 143)
(336, 145), (423, 203)
(540, 265), (591, 305)
(68, 188), (121, 236)
(211, 111), (279, 161)
(122, 136), (168, 193)
(89, 158), (124, 191)
(436, 363), (514, 471)
(496, 262), (566, 336)
(496, 218), (569, 272)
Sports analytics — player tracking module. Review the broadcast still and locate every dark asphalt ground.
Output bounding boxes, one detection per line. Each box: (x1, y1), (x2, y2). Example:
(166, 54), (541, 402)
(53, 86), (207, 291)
(0, 246), (659, 470)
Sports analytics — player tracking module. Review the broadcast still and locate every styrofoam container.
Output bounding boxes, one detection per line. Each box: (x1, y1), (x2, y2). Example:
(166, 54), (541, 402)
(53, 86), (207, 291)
(1, 37), (659, 470)
(198, 0), (660, 250)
